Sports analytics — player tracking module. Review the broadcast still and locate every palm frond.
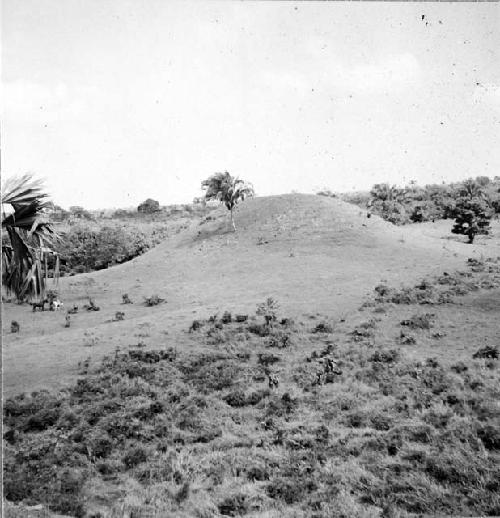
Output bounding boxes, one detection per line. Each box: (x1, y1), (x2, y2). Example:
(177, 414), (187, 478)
(201, 172), (254, 231)
(2, 174), (59, 300)
(2, 173), (48, 206)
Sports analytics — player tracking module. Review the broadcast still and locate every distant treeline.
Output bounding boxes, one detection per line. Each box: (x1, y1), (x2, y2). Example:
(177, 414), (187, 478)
(46, 199), (215, 223)
(324, 176), (500, 226)
(44, 201), (217, 275)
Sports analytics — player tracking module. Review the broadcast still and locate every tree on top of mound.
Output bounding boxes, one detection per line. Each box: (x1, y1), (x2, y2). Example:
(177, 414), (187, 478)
(201, 172), (254, 231)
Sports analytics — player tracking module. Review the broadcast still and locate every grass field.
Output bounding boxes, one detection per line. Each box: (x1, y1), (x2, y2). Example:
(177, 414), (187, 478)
(3, 194), (500, 517)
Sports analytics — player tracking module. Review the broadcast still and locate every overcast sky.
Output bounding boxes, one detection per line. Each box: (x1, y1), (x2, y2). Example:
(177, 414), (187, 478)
(2, 1), (499, 209)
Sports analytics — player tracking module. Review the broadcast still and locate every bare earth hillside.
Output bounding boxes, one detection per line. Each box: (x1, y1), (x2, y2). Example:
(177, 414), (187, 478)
(3, 194), (499, 396)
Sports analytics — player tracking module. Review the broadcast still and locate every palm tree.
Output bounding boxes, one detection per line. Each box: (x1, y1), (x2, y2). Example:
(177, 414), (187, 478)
(2, 174), (59, 301)
(201, 172), (254, 231)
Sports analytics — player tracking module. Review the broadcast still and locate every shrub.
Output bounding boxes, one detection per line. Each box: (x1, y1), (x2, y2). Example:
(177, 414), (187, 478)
(189, 319), (205, 332)
(224, 389), (269, 408)
(247, 322), (270, 337)
(370, 349), (400, 363)
(477, 425), (500, 451)
(267, 477), (317, 504)
(221, 311), (232, 324)
(144, 294), (165, 306)
(206, 326), (231, 345)
(472, 345), (498, 359)
(10, 320), (20, 333)
(400, 313), (435, 330)
(122, 445), (149, 468)
(218, 494), (249, 516)
(187, 359), (242, 393)
(451, 196), (492, 243)
(256, 297), (279, 325)
(450, 362), (468, 374)
(258, 353), (281, 368)
(267, 329), (294, 348)
(313, 321), (334, 333)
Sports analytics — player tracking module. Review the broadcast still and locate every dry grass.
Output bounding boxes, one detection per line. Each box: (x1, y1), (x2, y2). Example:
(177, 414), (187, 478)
(3, 195), (500, 517)
(4, 258), (500, 517)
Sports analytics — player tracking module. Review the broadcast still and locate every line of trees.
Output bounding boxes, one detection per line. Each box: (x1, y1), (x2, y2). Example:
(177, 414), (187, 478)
(365, 177), (500, 243)
(366, 177), (499, 225)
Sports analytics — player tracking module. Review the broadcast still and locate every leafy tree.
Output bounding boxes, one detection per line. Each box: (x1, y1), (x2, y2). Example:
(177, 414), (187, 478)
(451, 181), (493, 243)
(457, 179), (486, 200)
(69, 205), (93, 220)
(2, 174), (59, 300)
(409, 201), (441, 223)
(256, 297), (279, 326)
(369, 183), (406, 203)
(368, 184), (410, 225)
(112, 208), (134, 218)
(475, 175), (490, 187)
(57, 224), (149, 271)
(137, 198), (160, 214)
(201, 172), (254, 230)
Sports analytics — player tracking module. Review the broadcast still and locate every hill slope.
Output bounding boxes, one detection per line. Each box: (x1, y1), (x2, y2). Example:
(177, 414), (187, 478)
(2, 194), (498, 396)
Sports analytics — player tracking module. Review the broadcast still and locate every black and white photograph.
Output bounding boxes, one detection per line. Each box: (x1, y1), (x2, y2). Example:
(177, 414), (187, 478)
(2, 1), (500, 516)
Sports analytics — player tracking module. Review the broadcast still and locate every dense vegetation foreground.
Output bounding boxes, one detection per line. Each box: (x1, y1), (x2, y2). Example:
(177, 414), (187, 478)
(4, 257), (500, 518)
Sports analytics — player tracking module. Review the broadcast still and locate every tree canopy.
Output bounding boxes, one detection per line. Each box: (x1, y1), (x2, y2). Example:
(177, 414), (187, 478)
(138, 198), (160, 214)
(201, 172), (254, 230)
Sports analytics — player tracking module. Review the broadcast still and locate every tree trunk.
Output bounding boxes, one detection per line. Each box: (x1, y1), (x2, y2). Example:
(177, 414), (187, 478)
(468, 230), (475, 244)
(230, 208), (236, 231)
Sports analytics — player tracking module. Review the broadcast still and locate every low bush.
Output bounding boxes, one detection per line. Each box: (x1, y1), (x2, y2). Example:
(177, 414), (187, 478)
(218, 493), (249, 516)
(400, 313), (435, 330)
(313, 321), (334, 333)
(224, 389), (269, 408)
(122, 445), (149, 468)
(399, 331), (417, 345)
(221, 311), (232, 324)
(473, 345), (499, 359)
(189, 319), (205, 332)
(266, 329), (294, 349)
(144, 294), (165, 306)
